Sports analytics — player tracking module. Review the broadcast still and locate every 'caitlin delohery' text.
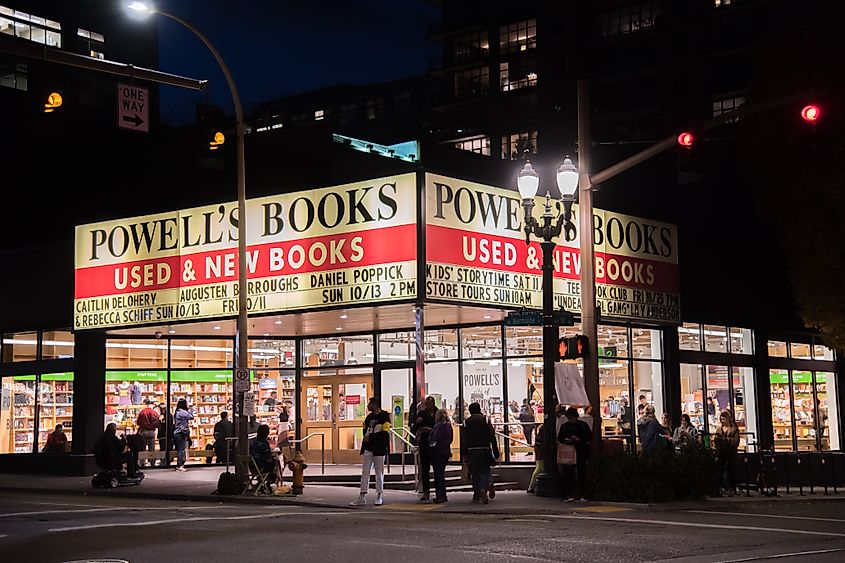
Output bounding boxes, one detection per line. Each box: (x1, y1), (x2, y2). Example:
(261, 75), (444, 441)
(86, 182), (400, 260)
(432, 180), (675, 259)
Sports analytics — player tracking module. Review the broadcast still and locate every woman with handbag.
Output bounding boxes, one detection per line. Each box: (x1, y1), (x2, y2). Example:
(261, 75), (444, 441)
(462, 402), (498, 504)
(173, 398), (193, 472)
(557, 407), (592, 501)
(428, 408), (454, 503)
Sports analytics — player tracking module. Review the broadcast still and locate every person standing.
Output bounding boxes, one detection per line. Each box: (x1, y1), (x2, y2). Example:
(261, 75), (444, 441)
(462, 402), (499, 504)
(527, 422), (544, 494)
(157, 402), (174, 467)
(713, 409), (740, 496)
(173, 399), (193, 472)
(637, 405), (666, 455)
(410, 396), (437, 501)
(263, 391), (278, 410)
(350, 397), (391, 506)
(136, 399), (160, 466)
(213, 411), (235, 465)
(518, 399), (536, 446)
(660, 412), (674, 453)
(618, 397), (634, 452)
(558, 407), (592, 501)
(429, 408), (454, 503)
(672, 414), (699, 450)
(43, 423), (68, 453)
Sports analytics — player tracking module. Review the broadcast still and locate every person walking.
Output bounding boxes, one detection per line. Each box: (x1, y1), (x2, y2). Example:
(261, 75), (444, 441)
(672, 413), (699, 450)
(173, 399), (193, 472)
(713, 409), (740, 496)
(136, 399), (160, 467)
(429, 408), (454, 503)
(350, 397), (391, 506)
(637, 405), (666, 455)
(527, 422), (544, 494)
(462, 402), (499, 504)
(157, 402), (174, 467)
(557, 407), (592, 501)
(410, 396), (437, 501)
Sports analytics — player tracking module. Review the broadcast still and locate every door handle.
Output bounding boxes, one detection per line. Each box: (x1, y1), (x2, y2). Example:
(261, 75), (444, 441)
(332, 412), (337, 429)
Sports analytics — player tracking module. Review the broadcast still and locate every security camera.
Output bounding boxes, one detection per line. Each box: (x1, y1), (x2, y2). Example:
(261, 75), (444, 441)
(154, 331), (162, 339)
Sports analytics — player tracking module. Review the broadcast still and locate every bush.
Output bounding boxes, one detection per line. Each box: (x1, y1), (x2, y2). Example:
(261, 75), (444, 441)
(585, 443), (720, 503)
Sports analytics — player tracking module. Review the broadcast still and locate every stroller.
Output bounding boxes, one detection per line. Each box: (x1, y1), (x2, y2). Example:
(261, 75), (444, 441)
(91, 432), (145, 489)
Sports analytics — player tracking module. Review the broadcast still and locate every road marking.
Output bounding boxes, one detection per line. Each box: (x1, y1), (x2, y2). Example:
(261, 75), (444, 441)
(543, 514), (845, 538)
(0, 505), (242, 518)
(687, 509), (845, 523)
(716, 547), (845, 562)
(574, 505), (632, 513)
(0, 534), (7, 539)
(454, 548), (546, 561)
(503, 518), (551, 523)
(0, 508), (127, 518)
(48, 510), (353, 533)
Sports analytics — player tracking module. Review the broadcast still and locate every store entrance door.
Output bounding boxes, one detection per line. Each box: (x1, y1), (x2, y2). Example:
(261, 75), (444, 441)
(300, 375), (373, 464)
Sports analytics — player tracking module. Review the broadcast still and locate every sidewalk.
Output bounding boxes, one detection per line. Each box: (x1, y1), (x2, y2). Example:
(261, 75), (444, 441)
(0, 467), (843, 514)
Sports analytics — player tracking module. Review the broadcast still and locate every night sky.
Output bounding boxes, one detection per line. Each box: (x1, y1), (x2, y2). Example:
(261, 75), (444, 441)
(152, 0), (441, 124)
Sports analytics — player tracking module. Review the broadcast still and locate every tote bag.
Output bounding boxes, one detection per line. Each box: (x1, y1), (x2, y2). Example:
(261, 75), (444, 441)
(557, 443), (577, 465)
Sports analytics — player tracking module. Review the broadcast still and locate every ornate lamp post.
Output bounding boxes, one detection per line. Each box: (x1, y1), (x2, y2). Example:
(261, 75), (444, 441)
(517, 155), (578, 497)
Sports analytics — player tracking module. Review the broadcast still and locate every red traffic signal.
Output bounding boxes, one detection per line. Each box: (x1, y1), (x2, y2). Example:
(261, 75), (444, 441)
(801, 104), (820, 123)
(558, 335), (589, 360)
(677, 132), (694, 148)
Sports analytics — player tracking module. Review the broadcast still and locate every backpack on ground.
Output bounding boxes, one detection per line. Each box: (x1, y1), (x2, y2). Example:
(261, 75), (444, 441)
(216, 471), (244, 495)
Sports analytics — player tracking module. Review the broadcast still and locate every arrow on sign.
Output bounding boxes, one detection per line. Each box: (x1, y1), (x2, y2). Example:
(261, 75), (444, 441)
(122, 113), (144, 127)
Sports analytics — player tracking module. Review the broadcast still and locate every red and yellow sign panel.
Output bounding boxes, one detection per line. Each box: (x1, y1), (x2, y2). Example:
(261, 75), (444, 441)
(425, 173), (680, 323)
(74, 174), (418, 330)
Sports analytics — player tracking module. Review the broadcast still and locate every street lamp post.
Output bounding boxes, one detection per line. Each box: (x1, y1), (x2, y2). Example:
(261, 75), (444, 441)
(517, 156), (579, 498)
(128, 3), (251, 476)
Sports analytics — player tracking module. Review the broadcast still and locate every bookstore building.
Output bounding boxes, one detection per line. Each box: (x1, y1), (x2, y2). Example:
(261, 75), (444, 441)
(0, 171), (841, 471)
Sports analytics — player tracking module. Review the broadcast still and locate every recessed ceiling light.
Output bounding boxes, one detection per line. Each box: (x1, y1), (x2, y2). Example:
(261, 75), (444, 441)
(213, 326), (221, 330)
(274, 320), (282, 325)
(483, 315), (492, 320)
(263, 333), (269, 337)
(336, 327), (342, 331)
(168, 329), (176, 334)
(340, 314), (348, 319)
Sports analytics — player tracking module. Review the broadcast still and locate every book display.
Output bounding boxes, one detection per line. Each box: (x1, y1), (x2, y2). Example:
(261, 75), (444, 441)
(253, 371), (296, 447)
(1, 374), (74, 454)
(37, 373), (74, 451)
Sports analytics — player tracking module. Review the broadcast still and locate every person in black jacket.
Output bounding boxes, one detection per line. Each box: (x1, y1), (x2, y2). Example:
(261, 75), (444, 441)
(462, 402), (499, 504)
(157, 402), (174, 467)
(410, 396), (437, 501)
(557, 407), (592, 501)
(93, 423), (127, 471)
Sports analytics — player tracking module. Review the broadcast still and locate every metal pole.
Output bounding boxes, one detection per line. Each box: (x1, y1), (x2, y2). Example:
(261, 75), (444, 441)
(533, 240), (562, 497)
(577, 79), (601, 458)
(157, 10), (250, 478)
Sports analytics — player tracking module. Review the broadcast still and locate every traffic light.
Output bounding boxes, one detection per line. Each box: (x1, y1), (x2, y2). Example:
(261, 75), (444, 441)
(800, 104), (820, 124)
(677, 131), (694, 149)
(43, 91), (63, 113)
(558, 335), (589, 360)
(209, 131), (225, 150)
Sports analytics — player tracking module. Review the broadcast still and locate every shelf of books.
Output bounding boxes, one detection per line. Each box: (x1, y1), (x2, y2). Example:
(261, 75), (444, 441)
(253, 370), (295, 448)
(771, 371), (821, 451)
(1, 373), (74, 454)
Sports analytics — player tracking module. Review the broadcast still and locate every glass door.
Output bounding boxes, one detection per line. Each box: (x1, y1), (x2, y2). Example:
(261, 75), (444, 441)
(300, 375), (372, 464)
(377, 366), (414, 454)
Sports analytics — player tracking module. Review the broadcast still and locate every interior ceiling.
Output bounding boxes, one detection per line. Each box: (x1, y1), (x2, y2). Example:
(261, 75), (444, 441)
(107, 303), (510, 339)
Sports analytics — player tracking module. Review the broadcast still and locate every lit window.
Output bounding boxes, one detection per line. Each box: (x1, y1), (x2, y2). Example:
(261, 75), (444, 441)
(499, 60), (538, 92)
(314, 109), (324, 121)
(454, 30), (489, 62)
(78, 27), (104, 59)
(712, 95), (745, 122)
(0, 6), (62, 47)
(453, 136), (491, 156)
(499, 19), (536, 54)
(714, 0), (733, 6)
(598, 2), (660, 38)
(501, 130), (538, 160)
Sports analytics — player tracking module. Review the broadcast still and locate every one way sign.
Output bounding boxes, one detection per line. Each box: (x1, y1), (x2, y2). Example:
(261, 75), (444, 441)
(117, 83), (149, 133)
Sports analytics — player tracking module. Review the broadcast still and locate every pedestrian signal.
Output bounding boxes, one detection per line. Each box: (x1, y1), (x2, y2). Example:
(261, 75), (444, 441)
(558, 335), (588, 360)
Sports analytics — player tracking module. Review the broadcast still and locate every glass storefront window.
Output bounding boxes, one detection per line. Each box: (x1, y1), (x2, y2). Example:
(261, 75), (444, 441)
(770, 369), (792, 451)
(732, 367), (756, 450)
(817, 372), (840, 451)
(301, 335), (372, 367)
(729, 327), (754, 355)
(680, 364), (705, 433)
(792, 371), (816, 451)
(597, 325), (629, 358)
(703, 325), (728, 353)
(634, 361), (664, 419)
(813, 343), (835, 360)
(105, 370), (168, 437)
(378, 332), (415, 361)
(678, 323), (702, 351)
(505, 326), (543, 357)
(249, 339), (294, 368)
(1, 331), (37, 362)
(106, 339), (168, 369)
(790, 342), (812, 360)
(706, 365), (730, 429)
(37, 373), (74, 452)
(504, 357), (539, 462)
(425, 329), (458, 360)
(3, 377), (36, 453)
(768, 340), (788, 358)
(463, 359), (506, 458)
(632, 328), (662, 360)
(599, 357), (631, 441)
(171, 339), (231, 369)
(42, 331), (74, 360)
(462, 325), (502, 359)
(425, 361), (460, 457)
(253, 369), (295, 448)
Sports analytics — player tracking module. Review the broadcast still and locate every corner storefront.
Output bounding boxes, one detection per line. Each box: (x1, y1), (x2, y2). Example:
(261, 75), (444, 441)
(1, 170), (841, 473)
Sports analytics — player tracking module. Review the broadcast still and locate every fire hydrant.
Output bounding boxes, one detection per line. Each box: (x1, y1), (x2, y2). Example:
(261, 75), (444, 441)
(286, 450), (308, 495)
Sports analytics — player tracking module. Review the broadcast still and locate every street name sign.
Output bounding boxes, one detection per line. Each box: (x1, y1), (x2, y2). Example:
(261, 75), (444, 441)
(504, 309), (575, 327)
(117, 83), (149, 133)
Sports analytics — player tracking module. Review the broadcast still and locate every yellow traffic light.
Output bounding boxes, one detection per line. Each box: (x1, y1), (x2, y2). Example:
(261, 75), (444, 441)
(209, 131), (225, 150)
(44, 92), (63, 113)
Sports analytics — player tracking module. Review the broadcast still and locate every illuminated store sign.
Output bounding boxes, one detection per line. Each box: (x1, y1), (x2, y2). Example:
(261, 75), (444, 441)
(425, 173), (680, 323)
(74, 174), (418, 329)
